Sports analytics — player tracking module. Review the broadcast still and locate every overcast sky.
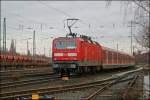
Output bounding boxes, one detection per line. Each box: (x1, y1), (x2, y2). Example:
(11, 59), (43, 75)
(1, 1), (141, 56)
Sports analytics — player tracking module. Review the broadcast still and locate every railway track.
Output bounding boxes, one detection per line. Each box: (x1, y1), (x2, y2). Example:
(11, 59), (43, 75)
(0, 76), (117, 99)
(0, 67), (52, 74)
(0, 74), (59, 89)
(0, 72), (53, 79)
(84, 75), (139, 100)
(122, 75), (139, 99)
(0, 68), (53, 83)
(0, 67), (138, 88)
(0, 68), (142, 100)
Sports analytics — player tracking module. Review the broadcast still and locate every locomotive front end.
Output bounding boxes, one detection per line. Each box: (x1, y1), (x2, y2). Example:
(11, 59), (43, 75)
(52, 37), (79, 79)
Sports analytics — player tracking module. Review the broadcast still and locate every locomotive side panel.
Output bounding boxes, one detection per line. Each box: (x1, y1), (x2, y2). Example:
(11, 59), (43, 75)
(78, 40), (102, 67)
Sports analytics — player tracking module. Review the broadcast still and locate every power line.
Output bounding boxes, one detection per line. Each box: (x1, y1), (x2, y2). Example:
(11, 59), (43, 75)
(9, 12), (43, 24)
(38, 1), (93, 31)
(38, 1), (71, 18)
(3, 2), (93, 35)
(1, 17), (35, 31)
(6, 12), (57, 29)
(7, 25), (19, 31)
(7, 25), (35, 34)
(38, 1), (95, 30)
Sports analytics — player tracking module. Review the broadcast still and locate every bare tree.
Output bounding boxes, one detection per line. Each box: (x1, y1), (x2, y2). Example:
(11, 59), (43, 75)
(136, 23), (150, 48)
(133, 0), (149, 49)
(105, 0), (150, 50)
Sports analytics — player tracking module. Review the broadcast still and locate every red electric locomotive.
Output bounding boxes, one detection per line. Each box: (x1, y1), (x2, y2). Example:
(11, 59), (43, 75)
(52, 34), (135, 78)
(52, 19), (135, 79)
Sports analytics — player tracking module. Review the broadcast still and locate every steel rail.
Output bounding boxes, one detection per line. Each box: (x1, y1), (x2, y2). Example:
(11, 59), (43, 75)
(0, 68), (142, 99)
(0, 76), (134, 100)
(84, 73), (140, 100)
(0, 67), (52, 73)
(0, 77), (117, 99)
(0, 72), (54, 85)
(0, 74), (58, 89)
(122, 75), (139, 99)
(0, 72), (54, 79)
(84, 75), (127, 100)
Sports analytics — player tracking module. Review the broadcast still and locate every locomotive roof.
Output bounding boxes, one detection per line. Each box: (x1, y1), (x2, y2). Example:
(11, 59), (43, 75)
(54, 37), (100, 45)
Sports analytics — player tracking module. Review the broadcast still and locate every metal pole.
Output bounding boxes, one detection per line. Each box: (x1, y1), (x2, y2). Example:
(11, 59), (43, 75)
(131, 21), (133, 55)
(3, 18), (4, 54)
(44, 47), (45, 56)
(33, 30), (35, 57)
(128, 21), (135, 55)
(3, 18), (6, 54)
(27, 40), (28, 55)
(14, 39), (16, 55)
(0, 19), (1, 54)
(0, 2), (2, 54)
(117, 43), (118, 64)
(88, 24), (91, 36)
(2, 18), (6, 70)
(133, 45), (135, 56)
(12, 39), (14, 55)
(41, 24), (42, 32)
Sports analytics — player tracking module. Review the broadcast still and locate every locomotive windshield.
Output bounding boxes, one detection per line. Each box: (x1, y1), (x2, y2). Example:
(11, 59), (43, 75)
(55, 41), (76, 49)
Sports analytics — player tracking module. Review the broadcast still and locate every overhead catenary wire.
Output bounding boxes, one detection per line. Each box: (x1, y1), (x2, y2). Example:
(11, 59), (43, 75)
(2, 12), (60, 33)
(2, 1), (95, 37)
(7, 12), (44, 25)
(38, 1), (71, 18)
(38, 1), (94, 34)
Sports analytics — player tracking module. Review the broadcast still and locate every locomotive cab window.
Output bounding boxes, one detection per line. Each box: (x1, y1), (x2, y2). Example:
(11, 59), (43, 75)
(55, 41), (76, 49)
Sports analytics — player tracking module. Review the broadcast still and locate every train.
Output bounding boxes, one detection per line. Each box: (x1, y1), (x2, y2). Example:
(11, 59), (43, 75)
(52, 33), (135, 79)
(0, 54), (51, 69)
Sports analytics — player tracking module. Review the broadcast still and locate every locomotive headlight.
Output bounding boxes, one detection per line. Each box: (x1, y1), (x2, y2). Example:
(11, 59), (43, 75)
(54, 53), (63, 56)
(68, 53), (77, 56)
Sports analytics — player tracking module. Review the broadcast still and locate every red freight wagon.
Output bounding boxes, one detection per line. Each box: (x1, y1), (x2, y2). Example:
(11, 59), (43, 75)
(23, 56), (28, 62)
(0, 53), (50, 68)
(0, 55), (4, 61)
(6, 55), (14, 62)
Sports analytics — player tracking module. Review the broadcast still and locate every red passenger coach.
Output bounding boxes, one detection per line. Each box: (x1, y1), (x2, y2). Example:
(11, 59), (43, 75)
(52, 34), (135, 77)
(102, 47), (135, 69)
